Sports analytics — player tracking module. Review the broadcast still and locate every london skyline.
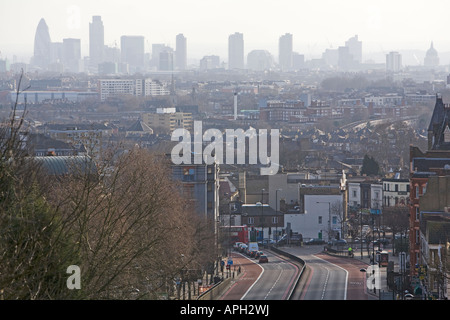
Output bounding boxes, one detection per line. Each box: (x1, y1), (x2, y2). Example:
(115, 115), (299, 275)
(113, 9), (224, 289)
(1, 0), (450, 64)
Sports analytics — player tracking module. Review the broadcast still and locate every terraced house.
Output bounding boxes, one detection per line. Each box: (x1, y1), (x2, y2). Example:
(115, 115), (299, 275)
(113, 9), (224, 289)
(409, 94), (450, 299)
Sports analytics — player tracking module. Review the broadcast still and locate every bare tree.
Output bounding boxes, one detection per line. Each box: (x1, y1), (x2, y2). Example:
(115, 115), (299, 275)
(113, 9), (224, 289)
(0, 72), (216, 300)
(0, 71), (79, 300)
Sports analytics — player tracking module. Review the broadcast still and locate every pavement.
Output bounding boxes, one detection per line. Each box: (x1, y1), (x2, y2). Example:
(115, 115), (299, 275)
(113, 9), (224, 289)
(189, 242), (403, 300)
(318, 242), (402, 300)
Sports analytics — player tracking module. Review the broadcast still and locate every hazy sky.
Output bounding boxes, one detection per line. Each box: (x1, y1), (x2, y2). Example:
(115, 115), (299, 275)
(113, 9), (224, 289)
(1, 0), (449, 63)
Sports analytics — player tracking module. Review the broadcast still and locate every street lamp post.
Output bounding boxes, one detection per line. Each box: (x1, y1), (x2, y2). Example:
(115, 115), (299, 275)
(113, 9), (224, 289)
(360, 206), (363, 259)
(276, 189), (282, 244)
(317, 201), (331, 242)
(261, 189), (265, 244)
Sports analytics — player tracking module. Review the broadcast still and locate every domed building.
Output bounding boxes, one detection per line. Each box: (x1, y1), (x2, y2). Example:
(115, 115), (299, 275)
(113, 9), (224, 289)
(424, 42), (439, 67)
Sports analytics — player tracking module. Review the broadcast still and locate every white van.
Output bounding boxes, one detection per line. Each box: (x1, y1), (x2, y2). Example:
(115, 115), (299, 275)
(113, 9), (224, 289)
(248, 242), (259, 253)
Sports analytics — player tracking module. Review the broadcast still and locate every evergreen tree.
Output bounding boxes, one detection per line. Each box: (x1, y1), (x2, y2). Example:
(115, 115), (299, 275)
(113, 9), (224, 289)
(361, 154), (380, 176)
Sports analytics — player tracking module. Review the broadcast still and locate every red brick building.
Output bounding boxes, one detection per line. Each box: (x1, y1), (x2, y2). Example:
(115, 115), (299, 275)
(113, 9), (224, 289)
(409, 95), (450, 277)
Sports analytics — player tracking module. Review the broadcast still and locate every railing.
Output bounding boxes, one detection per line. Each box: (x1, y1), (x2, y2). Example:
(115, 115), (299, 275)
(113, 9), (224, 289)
(197, 276), (233, 300)
(269, 246), (306, 300)
(324, 245), (352, 257)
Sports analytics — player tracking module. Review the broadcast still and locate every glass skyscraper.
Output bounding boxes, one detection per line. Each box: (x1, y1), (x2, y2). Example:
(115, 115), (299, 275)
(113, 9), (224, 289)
(33, 18), (52, 69)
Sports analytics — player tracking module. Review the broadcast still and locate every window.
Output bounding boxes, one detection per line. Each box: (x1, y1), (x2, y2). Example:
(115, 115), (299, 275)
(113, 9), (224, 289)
(352, 190), (357, 198)
(332, 216), (337, 225)
(318, 216), (323, 224)
(182, 184), (195, 199)
(272, 217), (278, 224)
(415, 207), (419, 221)
(183, 167), (195, 181)
(248, 217), (254, 225)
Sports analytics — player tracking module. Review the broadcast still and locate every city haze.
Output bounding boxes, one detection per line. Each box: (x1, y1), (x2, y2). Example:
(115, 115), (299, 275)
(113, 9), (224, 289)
(2, 0), (450, 64)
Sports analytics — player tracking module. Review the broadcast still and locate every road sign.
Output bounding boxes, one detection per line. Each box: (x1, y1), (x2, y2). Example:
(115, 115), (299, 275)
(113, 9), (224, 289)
(370, 209), (381, 215)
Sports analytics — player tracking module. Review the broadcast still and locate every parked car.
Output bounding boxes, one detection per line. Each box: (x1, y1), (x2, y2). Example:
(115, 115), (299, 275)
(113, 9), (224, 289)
(306, 238), (326, 245)
(233, 242), (243, 251)
(354, 237), (367, 244)
(258, 238), (275, 246)
(239, 243), (248, 253)
(255, 251), (264, 259)
(373, 238), (390, 246)
(259, 255), (268, 263)
(328, 239), (347, 246)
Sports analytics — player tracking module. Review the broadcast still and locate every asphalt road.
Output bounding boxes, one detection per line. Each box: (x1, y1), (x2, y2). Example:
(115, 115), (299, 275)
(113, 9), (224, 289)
(279, 245), (372, 300)
(241, 250), (300, 300)
(220, 250), (300, 300)
(298, 252), (348, 300)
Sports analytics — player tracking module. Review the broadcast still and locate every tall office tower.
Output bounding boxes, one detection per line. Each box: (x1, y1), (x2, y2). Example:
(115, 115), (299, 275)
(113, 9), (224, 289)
(89, 16), (104, 68)
(386, 51), (402, 72)
(345, 35), (362, 63)
(175, 33), (187, 70)
(160, 50), (174, 71)
(338, 46), (354, 70)
(121, 35), (145, 72)
(279, 33), (293, 71)
(151, 44), (166, 69)
(32, 18), (52, 69)
(228, 32), (244, 70)
(49, 42), (63, 64)
(62, 38), (82, 73)
(292, 52), (305, 70)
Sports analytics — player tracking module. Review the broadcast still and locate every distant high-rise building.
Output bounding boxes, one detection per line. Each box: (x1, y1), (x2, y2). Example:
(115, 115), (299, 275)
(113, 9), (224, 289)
(121, 35), (145, 72)
(322, 48), (339, 67)
(279, 33), (293, 71)
(292, 52), (305, 70)
(175, 34), (187, 70)
(32, 18), (52, 69)
(424, 42), (439, 67)
(228, 32), (244, 70)
(151, 44), (172, 70)
(160, 50), (174, 71)
(49, 42), (63, 64)
(386, 51), (402, 72)
(62, 38), (82, 73)
(89, 16), (105, 68)
(345, 35), (362, 64)
(338, 46), (355, 70)
(199, 55), (220, 71)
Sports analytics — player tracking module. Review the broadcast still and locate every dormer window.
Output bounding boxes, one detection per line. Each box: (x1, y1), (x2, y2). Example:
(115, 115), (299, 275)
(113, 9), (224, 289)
(444, 125), (450, 143)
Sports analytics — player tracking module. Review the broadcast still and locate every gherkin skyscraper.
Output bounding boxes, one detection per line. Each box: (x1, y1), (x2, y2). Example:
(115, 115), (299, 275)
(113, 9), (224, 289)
(33, 18), (51, 69)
